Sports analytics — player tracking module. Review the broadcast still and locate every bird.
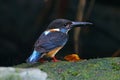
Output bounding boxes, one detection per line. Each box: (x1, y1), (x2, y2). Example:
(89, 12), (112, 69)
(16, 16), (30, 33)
(26, 19), (92, 64)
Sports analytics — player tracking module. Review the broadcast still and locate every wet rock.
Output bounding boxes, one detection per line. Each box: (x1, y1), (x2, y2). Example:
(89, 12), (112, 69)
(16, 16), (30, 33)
(0, 67), (47, 80)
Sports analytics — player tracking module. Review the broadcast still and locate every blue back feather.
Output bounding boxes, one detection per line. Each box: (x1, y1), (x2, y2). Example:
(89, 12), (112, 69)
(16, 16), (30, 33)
(26, 50), (41, 64)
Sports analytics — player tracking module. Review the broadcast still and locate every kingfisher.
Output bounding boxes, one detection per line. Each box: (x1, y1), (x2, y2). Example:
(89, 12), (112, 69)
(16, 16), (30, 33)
(26, 19), (92, 64)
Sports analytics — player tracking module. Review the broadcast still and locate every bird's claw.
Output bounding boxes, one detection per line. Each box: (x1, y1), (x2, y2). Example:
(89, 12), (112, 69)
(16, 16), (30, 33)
(39, 58), (46, 63)
(52, 57), (60, 62)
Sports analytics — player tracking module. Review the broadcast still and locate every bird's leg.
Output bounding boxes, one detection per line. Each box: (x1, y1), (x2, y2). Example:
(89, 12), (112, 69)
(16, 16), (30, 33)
(52, 56), (59, 62)
(39, 58), (45, 63)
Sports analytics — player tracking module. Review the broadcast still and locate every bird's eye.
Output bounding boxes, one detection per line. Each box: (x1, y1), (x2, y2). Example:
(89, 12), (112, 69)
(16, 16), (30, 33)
(64, 22), (72, 26)
(64, 23), (67, 26)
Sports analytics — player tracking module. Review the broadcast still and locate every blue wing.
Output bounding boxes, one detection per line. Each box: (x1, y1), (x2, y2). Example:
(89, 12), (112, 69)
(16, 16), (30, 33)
(34, 31), (68, 53)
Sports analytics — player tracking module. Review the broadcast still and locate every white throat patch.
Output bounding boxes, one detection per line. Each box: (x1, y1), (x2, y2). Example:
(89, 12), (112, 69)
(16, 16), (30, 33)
(44, 28), (60, 35)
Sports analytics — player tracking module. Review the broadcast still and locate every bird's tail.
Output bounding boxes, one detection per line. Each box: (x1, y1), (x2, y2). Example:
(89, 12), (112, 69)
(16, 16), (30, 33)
(26, 50), (41, 64)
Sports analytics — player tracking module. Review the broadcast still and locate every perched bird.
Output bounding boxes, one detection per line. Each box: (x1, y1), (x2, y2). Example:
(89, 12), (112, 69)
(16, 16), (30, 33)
(26, 19), (92, 64)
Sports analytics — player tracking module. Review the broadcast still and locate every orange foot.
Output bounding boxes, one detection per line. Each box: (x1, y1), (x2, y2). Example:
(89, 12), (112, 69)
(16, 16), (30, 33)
(52, 57), (60, 62)
(39, 58), (46, 63)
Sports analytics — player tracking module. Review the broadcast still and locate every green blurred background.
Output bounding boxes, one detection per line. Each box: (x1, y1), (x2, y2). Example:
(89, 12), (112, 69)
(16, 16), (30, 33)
(0, 0), (120, 66)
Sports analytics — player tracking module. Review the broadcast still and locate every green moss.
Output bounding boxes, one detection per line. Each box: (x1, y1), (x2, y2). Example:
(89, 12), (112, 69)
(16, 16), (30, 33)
(111, 63), (120, 71)
(16, 57), (120, 80)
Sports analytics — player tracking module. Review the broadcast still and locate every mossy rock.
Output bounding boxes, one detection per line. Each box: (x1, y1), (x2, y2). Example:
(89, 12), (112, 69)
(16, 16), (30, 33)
(16, 57), (120, 80)
(0, 67), (47, 80)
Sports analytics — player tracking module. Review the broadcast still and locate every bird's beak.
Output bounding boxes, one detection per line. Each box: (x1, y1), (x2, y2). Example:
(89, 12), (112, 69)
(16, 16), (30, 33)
(71, 21), (93, 27)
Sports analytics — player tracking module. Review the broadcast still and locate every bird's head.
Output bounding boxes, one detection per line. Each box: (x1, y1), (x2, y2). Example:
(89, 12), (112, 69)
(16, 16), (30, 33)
(47, 19), (93, 33)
